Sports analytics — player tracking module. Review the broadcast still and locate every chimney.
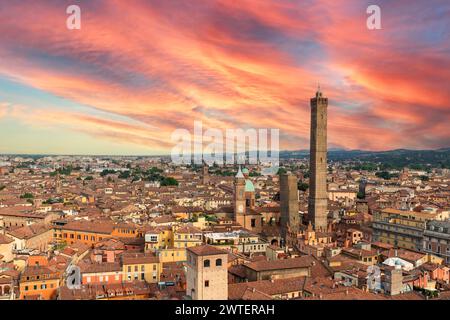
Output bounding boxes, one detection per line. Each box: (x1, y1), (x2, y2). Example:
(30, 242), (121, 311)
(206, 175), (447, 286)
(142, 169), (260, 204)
(345, 289), (349, 295)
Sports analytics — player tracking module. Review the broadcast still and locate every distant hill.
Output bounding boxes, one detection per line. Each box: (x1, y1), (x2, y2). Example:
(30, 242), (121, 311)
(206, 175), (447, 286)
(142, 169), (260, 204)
(280, 148), (450, 169)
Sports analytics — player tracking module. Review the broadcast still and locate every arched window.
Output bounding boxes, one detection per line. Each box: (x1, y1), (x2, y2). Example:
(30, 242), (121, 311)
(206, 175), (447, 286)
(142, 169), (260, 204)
(204, 259), (210, 268)
(216, 258), (222, 267)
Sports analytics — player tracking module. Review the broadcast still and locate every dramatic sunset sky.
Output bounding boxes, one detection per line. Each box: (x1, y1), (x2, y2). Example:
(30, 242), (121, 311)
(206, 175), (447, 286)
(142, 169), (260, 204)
(0, 0), (449, 155)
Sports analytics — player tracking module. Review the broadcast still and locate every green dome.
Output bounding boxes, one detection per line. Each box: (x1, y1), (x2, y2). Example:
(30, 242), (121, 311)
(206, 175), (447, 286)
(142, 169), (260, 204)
(242, 168), (249, 174)
(245, 179), (255, 192)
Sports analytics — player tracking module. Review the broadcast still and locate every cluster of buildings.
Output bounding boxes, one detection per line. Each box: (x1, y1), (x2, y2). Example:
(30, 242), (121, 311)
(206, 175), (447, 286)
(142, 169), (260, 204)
(0, 90), (449, 300)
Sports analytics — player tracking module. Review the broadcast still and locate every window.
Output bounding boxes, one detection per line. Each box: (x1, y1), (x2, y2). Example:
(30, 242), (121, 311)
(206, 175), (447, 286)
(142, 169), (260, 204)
(24, 286), (29, 291)
(128, 266), (131, 272)
(77, 235), (81, 240)
(205, 280), (209, 287)
(216, 259), (222, 267)
(204, 259), (210, 268)
(251, 219), (256, 228)
(141, 265), (145, 272)
(87, 276), (91, 283)
(134, 266), (138, 272)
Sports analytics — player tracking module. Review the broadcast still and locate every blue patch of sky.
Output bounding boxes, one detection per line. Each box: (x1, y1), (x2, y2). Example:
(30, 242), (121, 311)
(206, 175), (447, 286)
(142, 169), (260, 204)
(0, 77), (152, 128)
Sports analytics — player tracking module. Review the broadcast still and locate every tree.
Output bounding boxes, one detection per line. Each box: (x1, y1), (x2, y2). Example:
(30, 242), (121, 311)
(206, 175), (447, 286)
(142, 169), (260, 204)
(357, 191), (365, 199)
(375, 171), (392, 180)
(277, 167), (287, 175)
(118, 171), (131, 179)
(20, 193), (34, 199)
(100, 169), (116, 177)
(161, 177), (179, 186)
(298, 182), (309, 192)
(0, 185), (5, 191)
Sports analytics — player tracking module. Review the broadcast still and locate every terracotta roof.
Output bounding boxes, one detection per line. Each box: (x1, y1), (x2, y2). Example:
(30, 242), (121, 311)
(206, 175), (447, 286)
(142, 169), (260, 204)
(121, 253), (159, 265)
(21, 265), (59, 279)
(7, 223), (50, 240)
(79, 262), (121, 273)
(60, 220), (114, 234)
(0, 234), (14, 244)
(229, 277), (308, 299)
(187, 244), (227, 257)
(244, 256), (313, 272)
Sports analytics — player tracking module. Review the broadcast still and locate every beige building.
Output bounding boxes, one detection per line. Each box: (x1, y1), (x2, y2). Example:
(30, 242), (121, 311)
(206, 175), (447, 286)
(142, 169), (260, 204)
(372, 208), (448, 251)
(0, 234), (14, 262)
(7, 223), (53, 252)
(121, 253), (161, 283)
(186, 245), (228, 300)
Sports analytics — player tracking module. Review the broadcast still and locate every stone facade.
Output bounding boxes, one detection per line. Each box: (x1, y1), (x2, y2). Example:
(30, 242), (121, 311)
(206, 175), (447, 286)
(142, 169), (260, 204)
(280, 173), (299, 242)
(186, 245), (228, 300)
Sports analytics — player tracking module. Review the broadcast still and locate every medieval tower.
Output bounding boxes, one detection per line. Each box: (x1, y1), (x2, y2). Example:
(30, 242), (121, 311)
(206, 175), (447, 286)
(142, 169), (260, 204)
(280, 173), (299, 243)
(202, 162), (210, 185)
(234, 166), (246, 219)
(308, 87), (328, 231)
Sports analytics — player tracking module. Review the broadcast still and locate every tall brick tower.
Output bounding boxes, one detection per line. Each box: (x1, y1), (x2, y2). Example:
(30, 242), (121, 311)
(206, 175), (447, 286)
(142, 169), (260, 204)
(308, 87), (328, 231)
(234, 166), (246, 220)
(202, 162), (210, 185)
(280, 173), (299, 242)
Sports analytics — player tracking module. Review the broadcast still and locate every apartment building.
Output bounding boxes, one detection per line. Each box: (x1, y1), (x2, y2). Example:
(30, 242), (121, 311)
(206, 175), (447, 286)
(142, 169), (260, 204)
(423, 220), (450, 264)
(372, 208), (448, 251)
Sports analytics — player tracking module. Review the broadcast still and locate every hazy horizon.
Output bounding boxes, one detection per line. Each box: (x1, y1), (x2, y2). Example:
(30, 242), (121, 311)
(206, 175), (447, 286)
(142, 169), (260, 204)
(1, 0), (449, 155)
